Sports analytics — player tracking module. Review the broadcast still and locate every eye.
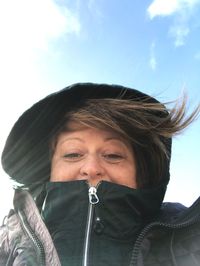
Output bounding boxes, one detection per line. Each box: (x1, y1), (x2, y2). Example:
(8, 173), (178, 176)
(103, 153), (124, 163)
(63, 153), (83, 161)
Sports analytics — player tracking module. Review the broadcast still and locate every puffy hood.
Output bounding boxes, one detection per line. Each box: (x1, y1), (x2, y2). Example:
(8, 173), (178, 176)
(1, 83), (171, 190)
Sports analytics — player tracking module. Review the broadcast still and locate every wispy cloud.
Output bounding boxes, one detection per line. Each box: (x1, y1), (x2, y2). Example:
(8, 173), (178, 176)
(147, 0), (200, 47)
(169, 24), (190, 46)
(87, 0), (104, 23)
(149, 42), (157, 70)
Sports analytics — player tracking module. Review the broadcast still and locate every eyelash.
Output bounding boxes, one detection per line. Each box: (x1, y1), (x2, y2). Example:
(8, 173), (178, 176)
(63, 153), (124, 162)
(63, 153), (83, 160)
(103, 154), (123, 160)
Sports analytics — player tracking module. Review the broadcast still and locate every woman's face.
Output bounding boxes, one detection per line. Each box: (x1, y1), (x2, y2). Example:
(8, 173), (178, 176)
(50, 122), (137, 188)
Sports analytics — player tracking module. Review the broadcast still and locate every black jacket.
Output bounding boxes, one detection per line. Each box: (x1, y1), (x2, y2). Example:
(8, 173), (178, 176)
(1, 181), (200, 266)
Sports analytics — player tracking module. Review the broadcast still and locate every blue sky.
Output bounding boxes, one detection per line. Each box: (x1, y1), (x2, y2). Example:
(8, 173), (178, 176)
(0, 0), (200, 220)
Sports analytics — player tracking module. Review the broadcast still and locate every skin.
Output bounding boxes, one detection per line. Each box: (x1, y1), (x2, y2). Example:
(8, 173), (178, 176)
(50, 122), (137, 188)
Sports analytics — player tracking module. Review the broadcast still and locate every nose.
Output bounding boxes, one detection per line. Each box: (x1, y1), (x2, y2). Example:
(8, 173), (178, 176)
(80, 155), (104, 186)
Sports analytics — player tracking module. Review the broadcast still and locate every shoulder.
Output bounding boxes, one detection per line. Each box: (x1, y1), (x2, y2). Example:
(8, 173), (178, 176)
(0, 209), (21, 264)
(0, 208), (22, 242)
(158, 196), (200, 224)
(158, 202), (187, 223)
(141, 198), (200, 265)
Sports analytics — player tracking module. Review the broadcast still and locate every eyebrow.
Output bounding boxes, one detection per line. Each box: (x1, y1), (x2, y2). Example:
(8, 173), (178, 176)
(104, 137), (124, 142)
(62, 137), (124, 142)
(104, 138), (130, 149)
(59, 137), (124, 146)
(59, 137), (85, 145)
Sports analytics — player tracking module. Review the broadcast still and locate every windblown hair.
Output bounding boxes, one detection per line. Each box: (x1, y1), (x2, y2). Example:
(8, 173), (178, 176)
(51, 95), (200, 188)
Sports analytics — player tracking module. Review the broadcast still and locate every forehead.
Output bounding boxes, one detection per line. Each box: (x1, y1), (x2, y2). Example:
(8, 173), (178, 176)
(54, 121), (133, 149)
(58, 121), (123, 142)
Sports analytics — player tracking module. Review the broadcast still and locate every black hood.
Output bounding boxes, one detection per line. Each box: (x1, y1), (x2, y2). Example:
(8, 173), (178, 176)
(1, 83), (171, 189)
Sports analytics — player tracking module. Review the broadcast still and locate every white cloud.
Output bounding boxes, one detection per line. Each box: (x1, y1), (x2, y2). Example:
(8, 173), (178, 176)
(0, 0), (81, 105)
(147, 0), (200, 19)
(148, 0), (179, 19)
(149, 42), (157, 70)
(147, 0), (200, 47)
(0, 0), (81, 51)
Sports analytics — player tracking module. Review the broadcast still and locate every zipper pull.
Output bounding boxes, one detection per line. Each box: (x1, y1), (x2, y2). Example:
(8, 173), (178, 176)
(88, 187), (99, 204)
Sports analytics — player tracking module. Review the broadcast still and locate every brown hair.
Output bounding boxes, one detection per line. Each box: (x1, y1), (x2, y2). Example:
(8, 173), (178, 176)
(50, 96), (200, 188)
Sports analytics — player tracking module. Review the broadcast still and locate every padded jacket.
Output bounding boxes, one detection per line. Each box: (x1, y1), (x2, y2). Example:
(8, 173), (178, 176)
(1, 184), (200, 266)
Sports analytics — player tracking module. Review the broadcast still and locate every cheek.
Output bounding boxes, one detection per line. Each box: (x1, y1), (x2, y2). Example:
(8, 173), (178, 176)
(127, 163), (137, 179)
(50, 160), (63, 181)
(50, 157), (78, 181)
(126, 163), (137, 188)
(108, 163), (137, 188)
(123, 166), (137, 183)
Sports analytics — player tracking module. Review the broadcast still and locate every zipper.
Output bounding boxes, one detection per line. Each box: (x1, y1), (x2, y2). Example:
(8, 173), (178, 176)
(82, 184), (100, 266)
(129, 213), (200, 266)
(17, 210), (46, 266)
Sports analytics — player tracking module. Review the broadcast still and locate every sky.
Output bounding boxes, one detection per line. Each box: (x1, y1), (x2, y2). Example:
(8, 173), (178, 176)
(0, 0), (200, 221)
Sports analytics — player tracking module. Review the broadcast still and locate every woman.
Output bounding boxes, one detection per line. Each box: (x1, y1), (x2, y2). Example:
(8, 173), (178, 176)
(0, 82), (200, 266)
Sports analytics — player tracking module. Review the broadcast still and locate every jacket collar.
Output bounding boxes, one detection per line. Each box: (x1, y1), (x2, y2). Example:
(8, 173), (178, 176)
(41, 180), (166, 241)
